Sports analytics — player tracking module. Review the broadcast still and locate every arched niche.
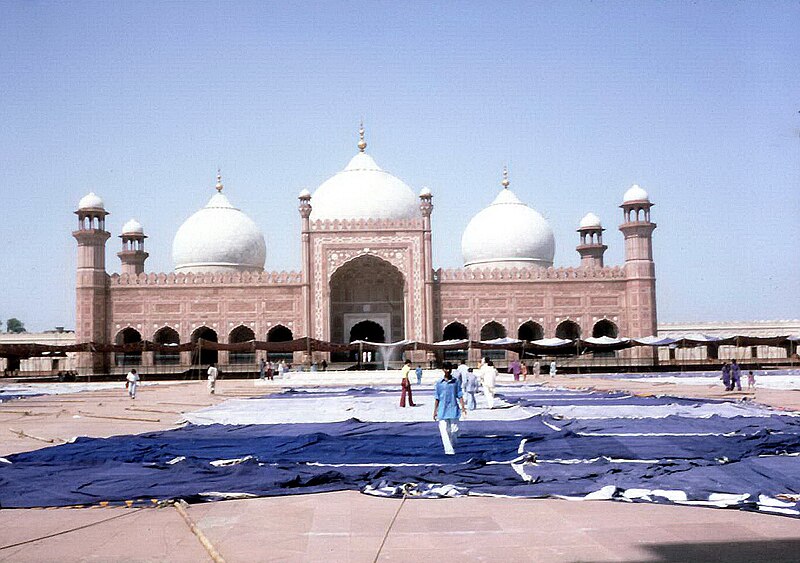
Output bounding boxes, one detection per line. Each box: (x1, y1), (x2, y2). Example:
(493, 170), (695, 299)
(555, 320), (581, 340)
(518, 321), (544, 342)
(191, 326), (218, 366)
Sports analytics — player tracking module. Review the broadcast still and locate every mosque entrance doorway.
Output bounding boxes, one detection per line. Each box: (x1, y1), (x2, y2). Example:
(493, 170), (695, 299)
(329, 255), (406, 344)
(349, 320), (386, 343)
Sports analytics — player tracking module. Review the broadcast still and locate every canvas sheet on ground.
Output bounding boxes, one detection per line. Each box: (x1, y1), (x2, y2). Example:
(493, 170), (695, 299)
(1, 386), (798, 517)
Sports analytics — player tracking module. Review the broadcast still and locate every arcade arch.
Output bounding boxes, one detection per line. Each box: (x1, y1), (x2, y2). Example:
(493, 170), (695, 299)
(191, 326), (218, 366)
(153, 326), (180, 365)
(518, 321), (544, 341)
(592, 319), (619, 338)
(442, 321), (469, 341)
(229, 325), (255, 364)
(480, 321), (507, 341)
(555, 320), (581, 340)
(114, 327), (142, 366)
(267, 325), (293, 342)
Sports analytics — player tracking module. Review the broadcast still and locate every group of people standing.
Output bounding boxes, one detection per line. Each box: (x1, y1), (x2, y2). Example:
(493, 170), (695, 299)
(258, 358), (291, 381)
(720, 359), (756, 391)
(400, 358), (526, 454)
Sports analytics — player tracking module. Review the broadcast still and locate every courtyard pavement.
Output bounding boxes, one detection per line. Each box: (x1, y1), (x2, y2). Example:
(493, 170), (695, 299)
(1, 372), (798, 562)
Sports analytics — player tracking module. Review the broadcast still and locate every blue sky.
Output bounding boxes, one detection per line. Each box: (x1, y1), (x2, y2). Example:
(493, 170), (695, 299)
(0, 1), (798, 332)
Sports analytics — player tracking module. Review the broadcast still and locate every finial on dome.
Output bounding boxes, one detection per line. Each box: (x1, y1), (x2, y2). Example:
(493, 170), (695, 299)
(501, 166), (510, 189)
(215, 169), (223, 192)
(358, 120), (367, 152)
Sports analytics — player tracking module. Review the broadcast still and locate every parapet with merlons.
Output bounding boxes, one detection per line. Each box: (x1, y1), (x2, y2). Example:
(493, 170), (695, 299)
(109, 270), (304, 286)
(435, 265), (626, 282)
(309, 217), (424, 232)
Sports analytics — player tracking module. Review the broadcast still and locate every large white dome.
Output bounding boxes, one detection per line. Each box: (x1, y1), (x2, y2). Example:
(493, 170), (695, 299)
(461, 184), (555, 269)
(172, 186), (266, 273)
(310, 151), (419, 222)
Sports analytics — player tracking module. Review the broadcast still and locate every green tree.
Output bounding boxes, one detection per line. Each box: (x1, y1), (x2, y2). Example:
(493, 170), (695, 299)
(6, 318), (26, 333)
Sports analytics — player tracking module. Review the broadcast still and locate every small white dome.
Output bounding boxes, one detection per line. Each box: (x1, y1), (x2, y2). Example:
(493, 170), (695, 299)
(579, 212), (602, 229)
(121, 218), (144, 235)
(78, 192), (105, 210)
(298, 188), (311, 199)
(310, 151), (418, 221)
(419, 186), (432, 197)
(172, 191), (266, 273)
(461, 187), (555, 269)
(623, 184), (649, 203)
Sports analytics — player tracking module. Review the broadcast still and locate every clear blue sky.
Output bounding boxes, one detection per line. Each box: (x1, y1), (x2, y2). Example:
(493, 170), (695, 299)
(0, 1), (798, 332)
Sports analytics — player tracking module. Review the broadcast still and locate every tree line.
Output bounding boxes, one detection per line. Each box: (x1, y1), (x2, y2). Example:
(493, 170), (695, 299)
(1, 318), (26, 333)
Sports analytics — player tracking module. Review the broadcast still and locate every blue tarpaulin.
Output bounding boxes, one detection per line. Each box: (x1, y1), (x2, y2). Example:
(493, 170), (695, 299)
(0, 387), (798, 516)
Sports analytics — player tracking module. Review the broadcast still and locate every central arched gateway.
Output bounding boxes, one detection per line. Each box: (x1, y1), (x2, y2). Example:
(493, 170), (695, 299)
(329, 254), (405, 343)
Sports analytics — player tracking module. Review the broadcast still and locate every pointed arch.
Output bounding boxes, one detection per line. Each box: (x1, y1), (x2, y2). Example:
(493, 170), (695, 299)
(592, 319), (619, 338)
(442, 321), (469, 341)
(267, 324), (293, 342)
(153, 326), (180, 365)
(480, 321), (507, 341)
(191, 326), (218, 366)
(114, 327), (142, 366)
(229, 325), (256, 364)
(518, 321), (544, 342)
(555, 320), (581, 340)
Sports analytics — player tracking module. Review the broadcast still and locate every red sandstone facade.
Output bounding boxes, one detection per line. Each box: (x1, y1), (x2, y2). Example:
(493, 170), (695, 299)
(73, 188), (657, 374)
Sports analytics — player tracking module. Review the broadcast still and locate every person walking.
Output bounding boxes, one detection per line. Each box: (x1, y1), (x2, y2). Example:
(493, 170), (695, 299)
(509, 359), (521, 382)
(463, 368), (479, 410)
(400, 360), (416, 407)
(747, 370), (756, 390)
(480, 359), (498, 409)
(533, 360), (541, 379)
(721, 362), (731, 390)
(415, 365), (423, 385)
(259, 358), (267, 380)
(455, 359), (469, 387)
(126, 368), (139, 400)
(730, 359), (742, 391)
(434, 364), (466, 454)
(207, 363), (218, 395)
(520, 362), (528, 382)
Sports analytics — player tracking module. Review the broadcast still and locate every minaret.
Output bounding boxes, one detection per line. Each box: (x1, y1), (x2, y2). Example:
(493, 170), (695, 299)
(117, 219), (149, 275)
(298, 187), (313, 339)
(73, 192), (111, 374)
(419, 186), (434, 342)
(576, 212), (607, 268)
(619, 184), (658, 341)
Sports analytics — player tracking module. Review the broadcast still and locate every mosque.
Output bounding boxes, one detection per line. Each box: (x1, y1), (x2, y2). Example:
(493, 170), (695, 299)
(72, 127), (658, 373)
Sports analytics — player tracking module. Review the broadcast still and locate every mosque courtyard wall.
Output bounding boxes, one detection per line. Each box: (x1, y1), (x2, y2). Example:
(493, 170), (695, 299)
(435, 267), (630, 341)
(107, 271), (305, 345)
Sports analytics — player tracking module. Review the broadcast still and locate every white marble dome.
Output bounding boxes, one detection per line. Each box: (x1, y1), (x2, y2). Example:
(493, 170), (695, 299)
(461, 186), (555, 269)
(78, 192), (105, 210)
(623, 184), (649, 203)
(310, 151), (418, 221)
(579, 212), (602, 229)
(172, 188), (266, 273)
(121, 218), (144, 235)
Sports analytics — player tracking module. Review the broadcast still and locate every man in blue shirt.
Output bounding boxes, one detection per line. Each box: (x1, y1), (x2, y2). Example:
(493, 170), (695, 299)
(434, 363), (466, 455)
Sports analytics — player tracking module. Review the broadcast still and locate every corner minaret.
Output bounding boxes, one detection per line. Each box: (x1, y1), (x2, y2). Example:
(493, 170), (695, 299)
(118, 219), (148, 275)
(73, 192), (111, 374)
(619, 184), (657, 340)
(419, 186), (434, 342)
(298, 188), (313, 339)
(576, 212), (607, 268)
